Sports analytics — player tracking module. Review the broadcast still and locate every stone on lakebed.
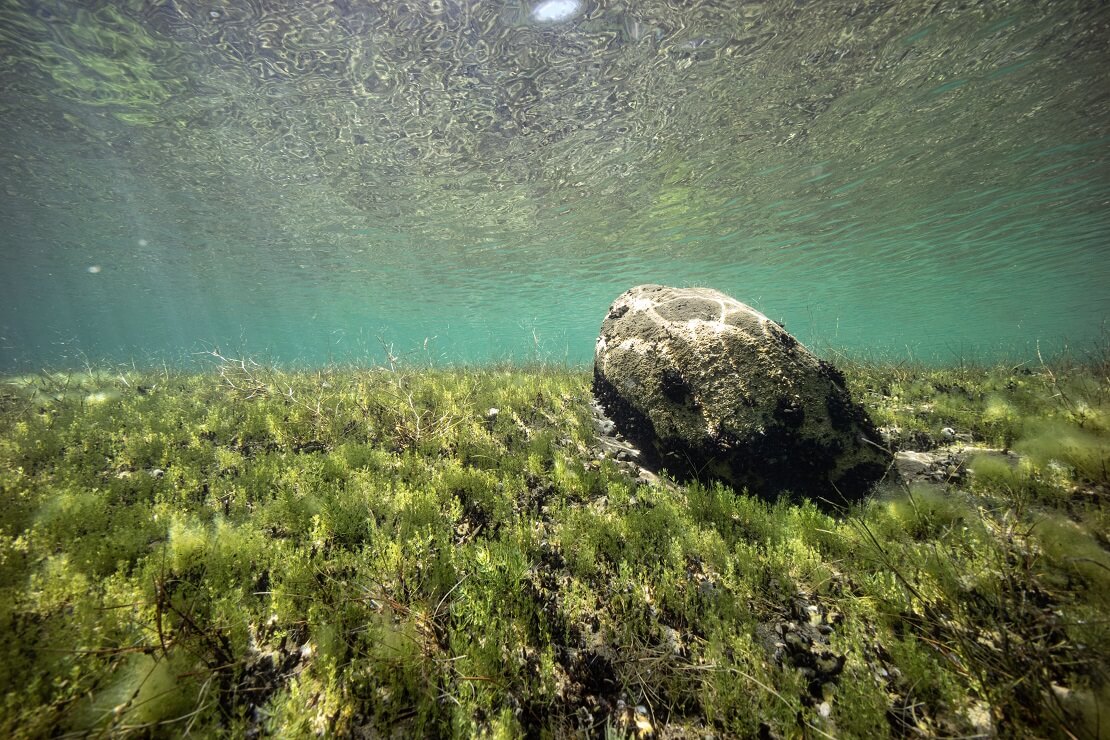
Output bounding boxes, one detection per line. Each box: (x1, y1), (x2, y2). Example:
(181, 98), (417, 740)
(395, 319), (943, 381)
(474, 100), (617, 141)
(592, 284), (893, 505)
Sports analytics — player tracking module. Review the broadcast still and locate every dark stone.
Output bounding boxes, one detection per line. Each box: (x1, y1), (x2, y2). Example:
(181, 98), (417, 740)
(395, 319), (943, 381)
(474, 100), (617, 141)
(592, 285), (893, 505)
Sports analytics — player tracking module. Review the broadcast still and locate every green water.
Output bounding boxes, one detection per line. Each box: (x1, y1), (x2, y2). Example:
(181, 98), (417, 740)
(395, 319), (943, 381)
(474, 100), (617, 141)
(0, 0), (1107, 370)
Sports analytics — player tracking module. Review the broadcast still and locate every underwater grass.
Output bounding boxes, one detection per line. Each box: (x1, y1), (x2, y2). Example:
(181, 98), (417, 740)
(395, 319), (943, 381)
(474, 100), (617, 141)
(0, 353), (1107, 738)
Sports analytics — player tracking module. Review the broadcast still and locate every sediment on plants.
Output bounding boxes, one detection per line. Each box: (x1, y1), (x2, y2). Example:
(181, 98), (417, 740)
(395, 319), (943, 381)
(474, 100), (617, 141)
(0, 353), (1107, 737)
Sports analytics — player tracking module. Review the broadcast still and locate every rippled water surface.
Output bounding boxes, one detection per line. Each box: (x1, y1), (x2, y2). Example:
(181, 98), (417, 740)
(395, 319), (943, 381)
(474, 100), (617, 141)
(1, 0), (1107, 368)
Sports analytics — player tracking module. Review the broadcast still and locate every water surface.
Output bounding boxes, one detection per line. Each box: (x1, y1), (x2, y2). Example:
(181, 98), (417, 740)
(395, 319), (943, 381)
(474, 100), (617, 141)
(0, 0), (1107, 368)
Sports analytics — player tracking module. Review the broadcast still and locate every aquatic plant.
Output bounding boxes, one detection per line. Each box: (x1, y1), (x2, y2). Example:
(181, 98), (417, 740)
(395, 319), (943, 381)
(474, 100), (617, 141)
(0, 353), (1106, 737)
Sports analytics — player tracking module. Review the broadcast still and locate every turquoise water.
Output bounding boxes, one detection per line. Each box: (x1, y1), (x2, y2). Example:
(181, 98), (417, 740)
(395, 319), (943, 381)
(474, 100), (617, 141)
(0, 0), (1107, 370)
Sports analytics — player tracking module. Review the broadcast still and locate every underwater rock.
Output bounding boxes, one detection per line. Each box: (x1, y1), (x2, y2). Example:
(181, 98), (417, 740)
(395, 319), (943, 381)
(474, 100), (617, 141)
(592, 284), (892, 504)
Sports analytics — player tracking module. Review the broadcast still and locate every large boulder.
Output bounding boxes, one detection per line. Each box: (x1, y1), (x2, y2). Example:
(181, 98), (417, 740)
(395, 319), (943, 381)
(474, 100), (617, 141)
(592, 285), (892, 504)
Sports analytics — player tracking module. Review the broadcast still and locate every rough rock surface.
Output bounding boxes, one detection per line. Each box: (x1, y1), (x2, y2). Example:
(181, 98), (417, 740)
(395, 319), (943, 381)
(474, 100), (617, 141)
(592, 284), (892, 504)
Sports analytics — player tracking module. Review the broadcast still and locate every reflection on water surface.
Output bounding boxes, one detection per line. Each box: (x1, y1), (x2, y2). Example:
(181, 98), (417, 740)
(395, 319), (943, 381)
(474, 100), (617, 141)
(0, 0), (1107, 367)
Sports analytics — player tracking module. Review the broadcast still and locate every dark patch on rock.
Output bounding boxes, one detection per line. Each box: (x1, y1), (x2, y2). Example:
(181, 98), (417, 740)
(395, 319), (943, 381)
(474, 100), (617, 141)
(774, 396), (805, 429)
(732, 432), (846, 502)
(660, 368), (691, 404)
(825, 389), (855, 433)
(774, 328), (798, 351)
(834, 460), (891, 497)
(607, 303), (629, 321)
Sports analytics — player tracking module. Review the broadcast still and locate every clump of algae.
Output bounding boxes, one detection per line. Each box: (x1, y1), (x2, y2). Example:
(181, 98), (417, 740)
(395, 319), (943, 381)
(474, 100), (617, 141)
(0, 350), (1106, 737)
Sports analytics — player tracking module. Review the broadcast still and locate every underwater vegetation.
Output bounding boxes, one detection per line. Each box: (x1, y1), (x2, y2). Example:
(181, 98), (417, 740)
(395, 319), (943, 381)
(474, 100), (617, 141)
(0, 351), (1107, 738)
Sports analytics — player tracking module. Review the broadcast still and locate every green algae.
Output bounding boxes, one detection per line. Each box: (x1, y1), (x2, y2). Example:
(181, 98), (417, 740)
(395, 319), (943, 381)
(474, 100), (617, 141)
(0, 355), (1106, 737)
